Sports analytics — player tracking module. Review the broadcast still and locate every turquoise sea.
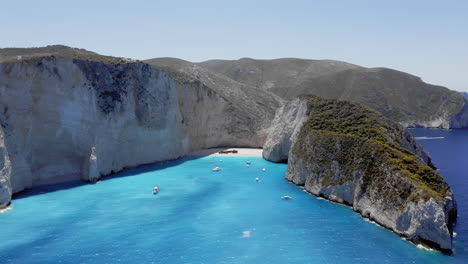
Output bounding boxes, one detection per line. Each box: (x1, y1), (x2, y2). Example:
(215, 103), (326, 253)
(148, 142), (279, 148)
(0, 128), (467, 263)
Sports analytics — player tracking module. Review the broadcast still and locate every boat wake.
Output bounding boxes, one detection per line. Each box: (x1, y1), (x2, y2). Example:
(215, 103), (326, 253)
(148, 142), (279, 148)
(414, 136), (445, 140)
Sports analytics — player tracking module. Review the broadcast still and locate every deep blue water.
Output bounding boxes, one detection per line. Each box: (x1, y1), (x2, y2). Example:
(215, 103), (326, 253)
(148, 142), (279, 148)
(0, 129), (466, 263)
(410, 128), (468, 262)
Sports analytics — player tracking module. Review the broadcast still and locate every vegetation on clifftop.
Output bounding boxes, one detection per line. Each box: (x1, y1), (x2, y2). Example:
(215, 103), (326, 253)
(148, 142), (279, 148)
(0, 45), (138, 65)
(294, 96), (450, 203)
(303, 96), (405, 147)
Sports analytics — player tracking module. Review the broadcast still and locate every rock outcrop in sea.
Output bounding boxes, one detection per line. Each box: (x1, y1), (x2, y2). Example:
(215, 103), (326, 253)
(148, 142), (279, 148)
(263, 96), (457, 252)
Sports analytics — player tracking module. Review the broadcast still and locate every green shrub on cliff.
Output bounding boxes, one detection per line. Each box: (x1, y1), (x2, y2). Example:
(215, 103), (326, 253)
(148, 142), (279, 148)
(294, 96), (450, 203)
(303, 96), (404, 146)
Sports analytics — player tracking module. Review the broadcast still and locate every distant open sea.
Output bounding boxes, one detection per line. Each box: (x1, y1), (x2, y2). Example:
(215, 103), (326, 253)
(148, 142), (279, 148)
(411, 128), (468, 263)
(0, 128), (467, 263)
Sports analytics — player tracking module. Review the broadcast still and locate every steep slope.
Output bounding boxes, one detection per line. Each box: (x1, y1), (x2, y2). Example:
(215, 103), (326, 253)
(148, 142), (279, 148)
(262, 97), (309, 163)
(145, 57), (283, 148)
(199, 58), (361, 91)
(286, 68), (465, 128)
(200, 58), (467, 128)
(263, 96), (457, 252)
(0, 47), (281, 209)
(448, 92), (468, 128)
(145, 57), (283, 114)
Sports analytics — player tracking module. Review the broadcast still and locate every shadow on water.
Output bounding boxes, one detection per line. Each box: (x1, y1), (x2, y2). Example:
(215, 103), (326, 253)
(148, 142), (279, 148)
(12, 155), (209, 201)
(13, 180), (87, 200)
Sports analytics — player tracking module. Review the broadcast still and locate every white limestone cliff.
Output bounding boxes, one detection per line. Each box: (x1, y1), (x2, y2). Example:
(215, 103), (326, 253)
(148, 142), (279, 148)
(0, 56), (279, 208)
(262, 97), (309, 162)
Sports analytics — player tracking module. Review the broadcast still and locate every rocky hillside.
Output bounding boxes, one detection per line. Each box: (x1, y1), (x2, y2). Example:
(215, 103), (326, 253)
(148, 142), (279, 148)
(144, 57), (282, 126)
(0, 46), (281, 209)
(200, 58), (467, 128)
(263, 96), (457, 252)
(199, 58), (361, 91)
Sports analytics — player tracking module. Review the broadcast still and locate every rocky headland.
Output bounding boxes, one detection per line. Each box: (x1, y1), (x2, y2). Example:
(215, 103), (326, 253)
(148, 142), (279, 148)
(263, 96), (457, 252)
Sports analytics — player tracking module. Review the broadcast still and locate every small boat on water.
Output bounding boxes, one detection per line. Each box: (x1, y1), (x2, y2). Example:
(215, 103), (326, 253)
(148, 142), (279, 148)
(152, 186), (159, 195)
(212, 167), (221, 171)
(246, 161), (252, 165)
(281, 195), (292, 199)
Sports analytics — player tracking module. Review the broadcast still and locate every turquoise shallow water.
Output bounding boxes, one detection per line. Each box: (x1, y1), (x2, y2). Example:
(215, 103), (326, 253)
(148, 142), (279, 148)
(0, 142), (465, 263)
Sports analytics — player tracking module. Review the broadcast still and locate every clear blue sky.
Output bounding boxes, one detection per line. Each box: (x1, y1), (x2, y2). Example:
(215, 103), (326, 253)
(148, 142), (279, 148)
(1, 0), (467, 91)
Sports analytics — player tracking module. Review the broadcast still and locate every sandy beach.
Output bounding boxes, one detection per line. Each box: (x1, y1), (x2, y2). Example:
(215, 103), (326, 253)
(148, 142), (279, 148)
(188, 148), (263, 157)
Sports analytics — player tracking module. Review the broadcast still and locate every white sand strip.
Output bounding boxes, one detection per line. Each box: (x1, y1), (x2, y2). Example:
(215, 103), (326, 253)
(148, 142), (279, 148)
(188, 148), (263, 157)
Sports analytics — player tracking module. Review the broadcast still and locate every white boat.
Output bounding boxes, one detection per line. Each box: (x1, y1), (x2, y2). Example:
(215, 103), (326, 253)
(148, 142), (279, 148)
(152, 186), (159, 194)
(212, 167), (221, 171)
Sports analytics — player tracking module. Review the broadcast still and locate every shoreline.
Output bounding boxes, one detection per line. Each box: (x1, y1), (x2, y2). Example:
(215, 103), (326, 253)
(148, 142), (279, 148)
(8, 148), (265, 203)
(0, 206), (12, 214)
(188, 148), (263, 157)
(294, 179), (449, 253)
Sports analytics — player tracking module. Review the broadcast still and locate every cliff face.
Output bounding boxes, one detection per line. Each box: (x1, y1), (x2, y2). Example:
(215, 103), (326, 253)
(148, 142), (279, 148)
(262, 97), (309, 162)
(0, 129), (13, 208)
(264, 96), (457, 252)
(145, 57), (283, 148)
(449, 95), (468, 128)
(0, 55), (280, 208)
(0, 58), (185, 194)
(263, 97), (433, 165)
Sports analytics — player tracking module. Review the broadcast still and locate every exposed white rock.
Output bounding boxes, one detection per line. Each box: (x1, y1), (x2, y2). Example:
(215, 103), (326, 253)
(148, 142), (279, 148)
(264, 97), (435, 165)
(0, 57), (279, 207)
(0, 130), (12, 209)
(399, 94), (468, 129)
(286, 132), (456, 252)
(400, 117), (451, 129)
(262, 97), (308, 162)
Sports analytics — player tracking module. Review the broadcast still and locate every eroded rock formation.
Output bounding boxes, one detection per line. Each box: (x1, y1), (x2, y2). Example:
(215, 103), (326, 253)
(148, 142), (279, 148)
(0, 49), (280, 208)
(263, 96), (457, 252)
